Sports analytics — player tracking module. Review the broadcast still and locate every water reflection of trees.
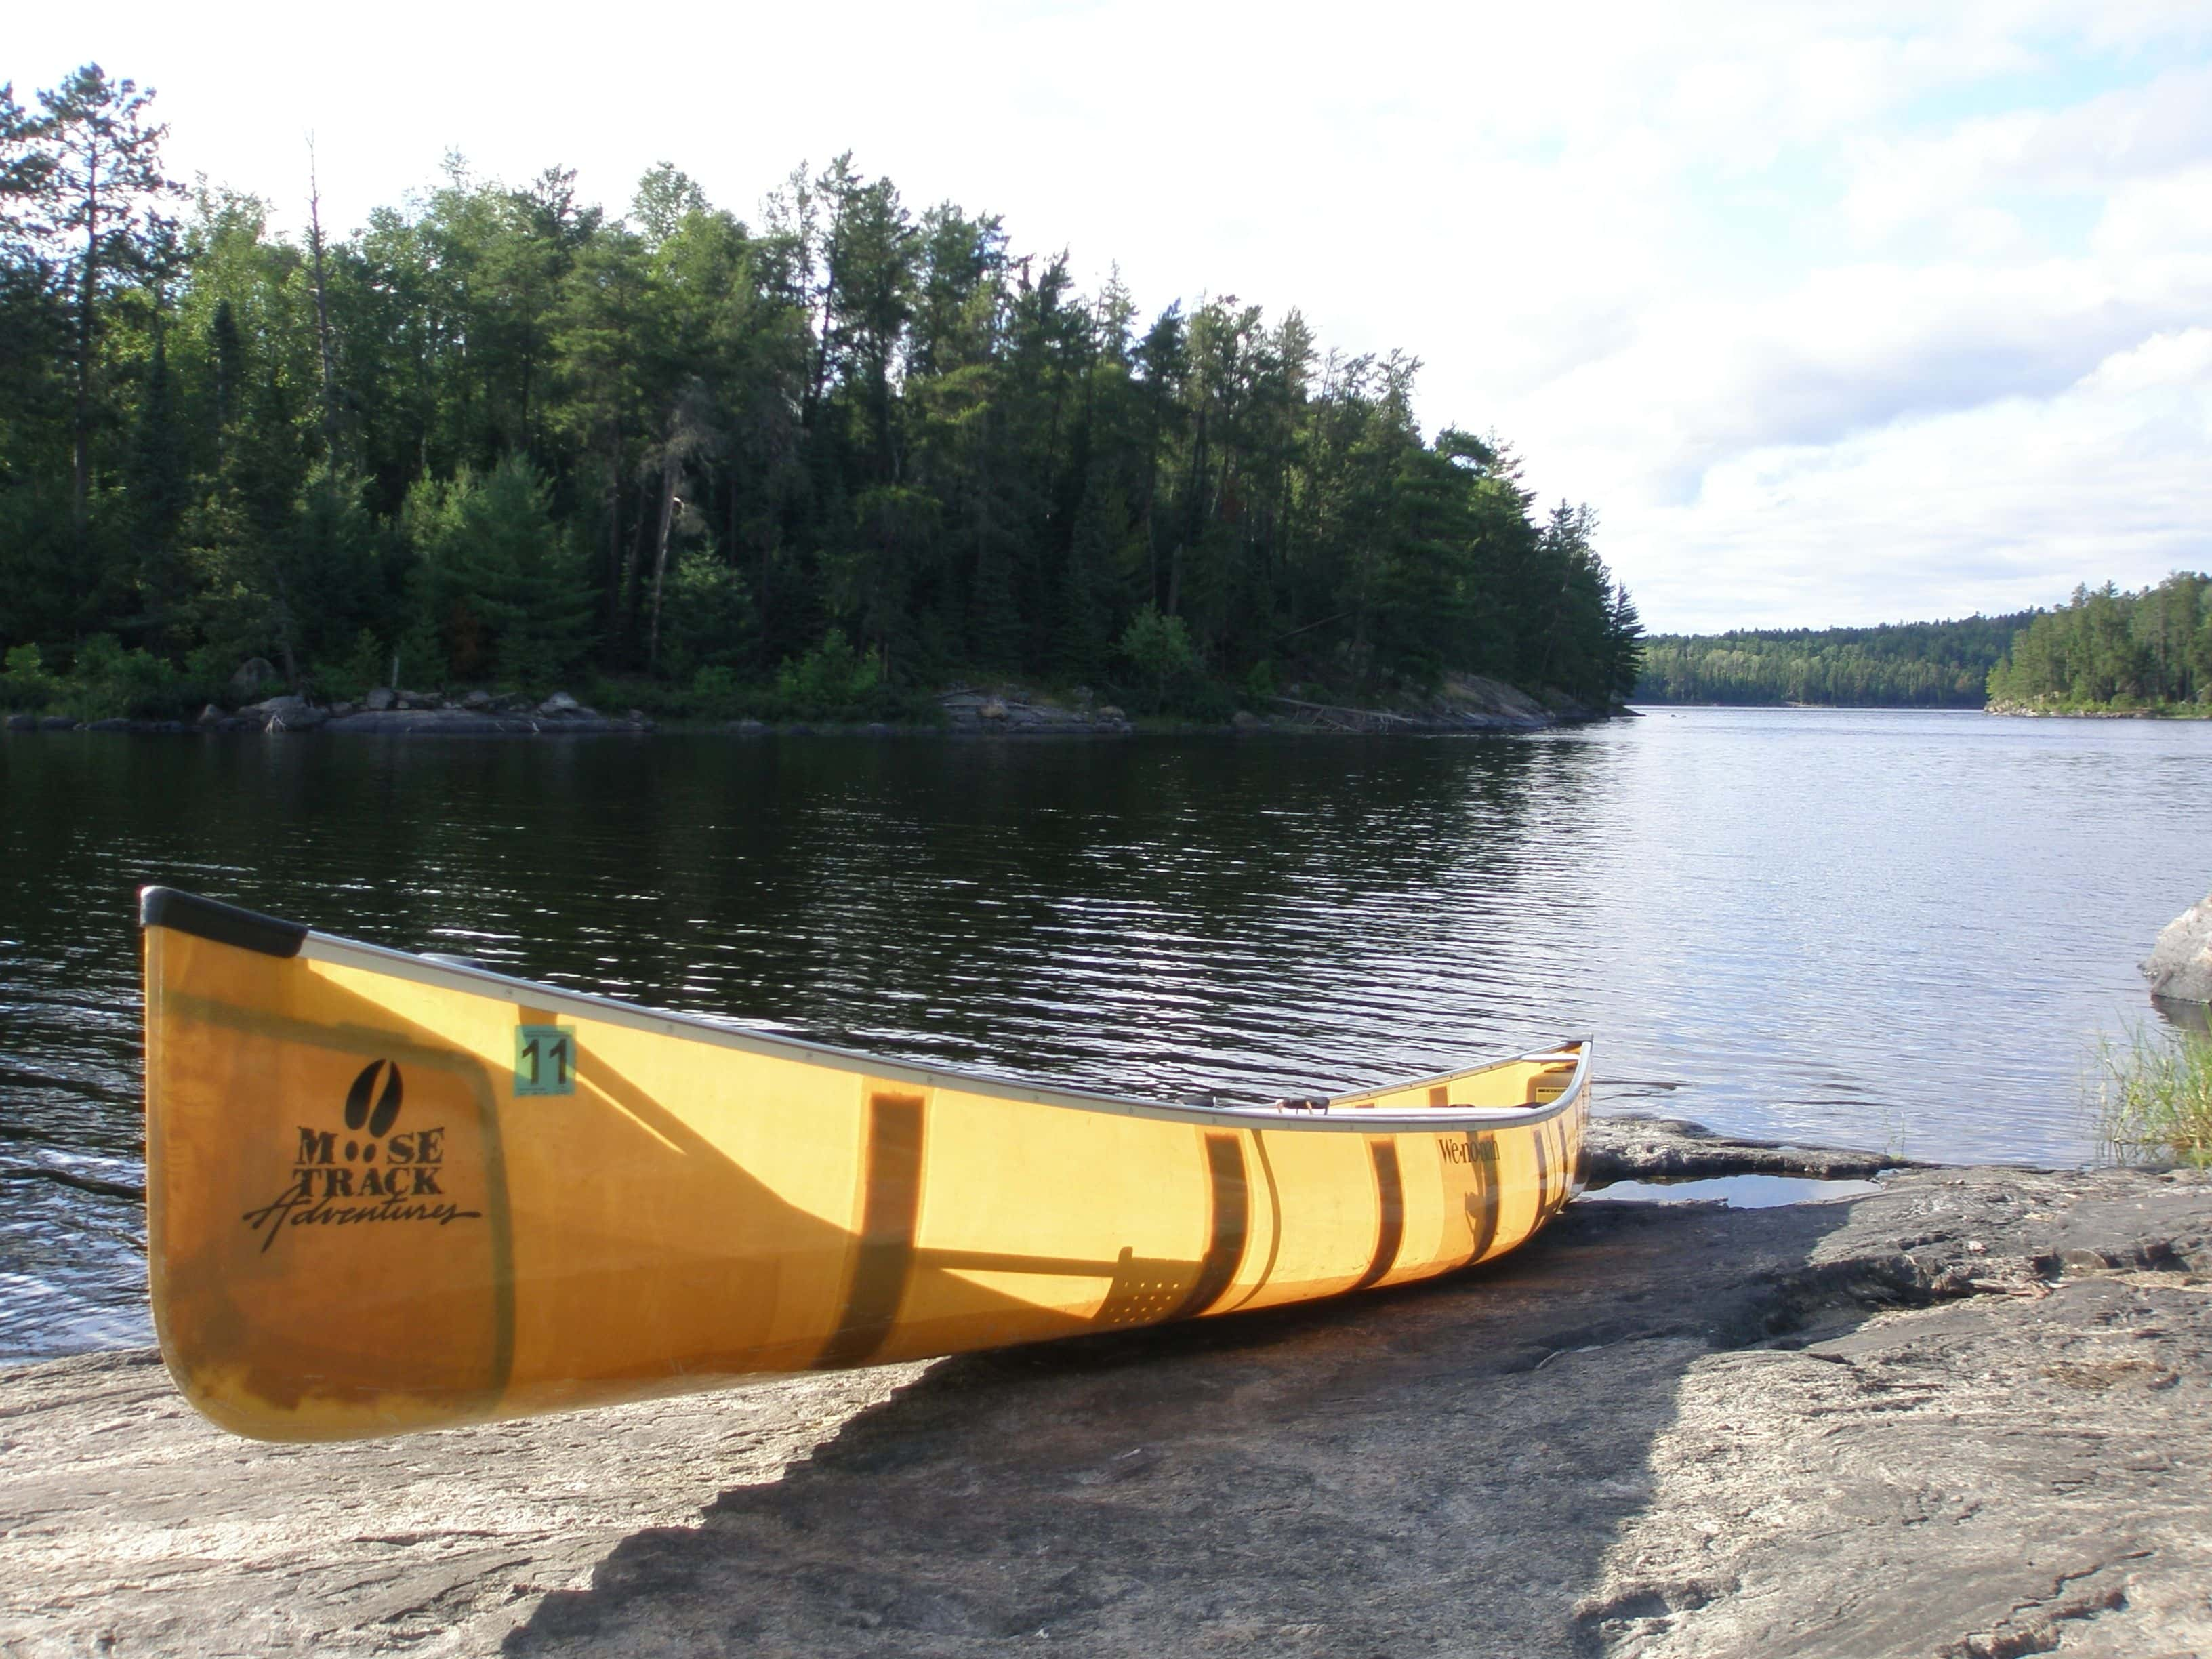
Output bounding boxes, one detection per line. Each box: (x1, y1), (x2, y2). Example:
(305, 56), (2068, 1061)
(7, 732), (1612, 1126)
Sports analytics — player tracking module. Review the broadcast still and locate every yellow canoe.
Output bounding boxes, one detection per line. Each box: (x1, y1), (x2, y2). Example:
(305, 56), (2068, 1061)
(140, 886), (1591, 1442)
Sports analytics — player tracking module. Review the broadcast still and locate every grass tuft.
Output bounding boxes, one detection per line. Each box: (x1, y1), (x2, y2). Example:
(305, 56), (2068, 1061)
(2093, 1023), (2212, 1169)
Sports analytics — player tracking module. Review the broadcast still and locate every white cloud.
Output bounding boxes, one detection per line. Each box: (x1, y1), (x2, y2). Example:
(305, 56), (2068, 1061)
(12, 0), (2212, 631)
(1624, 328), (2212, 628)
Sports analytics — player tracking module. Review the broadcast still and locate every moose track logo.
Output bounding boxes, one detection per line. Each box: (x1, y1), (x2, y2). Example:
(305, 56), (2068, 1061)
(242, 1059), (483, 1252)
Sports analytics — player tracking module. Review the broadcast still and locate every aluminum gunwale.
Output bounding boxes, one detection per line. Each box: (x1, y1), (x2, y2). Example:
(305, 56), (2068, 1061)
(148, 886), (1590, 1134)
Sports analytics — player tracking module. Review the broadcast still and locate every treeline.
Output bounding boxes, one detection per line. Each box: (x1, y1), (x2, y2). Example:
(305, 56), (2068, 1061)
(1634, 615), (2032, 707)
(0, 65), (1643, 721)
(1986, 575), (2212, 712)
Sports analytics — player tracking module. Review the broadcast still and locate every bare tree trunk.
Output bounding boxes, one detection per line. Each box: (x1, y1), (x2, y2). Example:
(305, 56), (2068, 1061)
(602, 430), (623, 633)
(272, 576), (301, 687)
(646, 459), (680, 671)
(307, 140), (338, 455)
(72, 181), (99, 548)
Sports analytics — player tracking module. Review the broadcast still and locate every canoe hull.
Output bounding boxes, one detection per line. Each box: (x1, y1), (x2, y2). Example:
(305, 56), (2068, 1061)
(142, 889), (1589, 1441)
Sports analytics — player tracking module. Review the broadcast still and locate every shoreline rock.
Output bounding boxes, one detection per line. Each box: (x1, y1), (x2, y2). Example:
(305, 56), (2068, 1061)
(2, 1116), (2207, 1657)
(3, 674), (1632, 742)
(938, 689), (1132, 735)
(1584, 1113), (1931, 1183)
(1986, 699), (2212, 720)
(2144, 891), (2212, 1004)
(1, 699), (657, 737)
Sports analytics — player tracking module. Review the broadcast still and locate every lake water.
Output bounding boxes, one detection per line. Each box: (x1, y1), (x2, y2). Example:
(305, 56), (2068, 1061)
(3, 708), (2208, 1359)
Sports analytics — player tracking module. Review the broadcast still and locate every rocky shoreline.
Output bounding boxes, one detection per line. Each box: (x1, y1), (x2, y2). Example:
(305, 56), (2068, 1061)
(1, 672), (1616, 741)
(1985, 699), (2212, 720)
(2, 1115), (2207, 1658)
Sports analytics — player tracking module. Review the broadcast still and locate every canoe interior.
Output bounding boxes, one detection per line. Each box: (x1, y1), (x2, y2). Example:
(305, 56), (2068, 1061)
(140, 888), (1590, 1441)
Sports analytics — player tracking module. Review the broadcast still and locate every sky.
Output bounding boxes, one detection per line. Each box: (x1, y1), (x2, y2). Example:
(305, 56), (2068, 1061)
(16, 1), (2212, 633)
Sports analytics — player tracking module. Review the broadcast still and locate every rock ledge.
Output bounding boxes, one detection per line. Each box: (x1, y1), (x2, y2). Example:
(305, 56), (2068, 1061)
(2, 1121), (2208, 1658)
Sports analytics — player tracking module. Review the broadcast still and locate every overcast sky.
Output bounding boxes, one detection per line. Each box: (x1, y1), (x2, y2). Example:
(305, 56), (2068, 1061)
(17, 1), (2212, 632)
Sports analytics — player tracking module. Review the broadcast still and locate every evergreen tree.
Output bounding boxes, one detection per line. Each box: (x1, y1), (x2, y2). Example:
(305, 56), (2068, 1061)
(0, 85), (1661, 715)
(37, 65), (178, 550)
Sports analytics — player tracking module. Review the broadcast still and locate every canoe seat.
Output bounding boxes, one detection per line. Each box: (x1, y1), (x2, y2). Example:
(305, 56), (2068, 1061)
(1527, 1067), (1575, 1103)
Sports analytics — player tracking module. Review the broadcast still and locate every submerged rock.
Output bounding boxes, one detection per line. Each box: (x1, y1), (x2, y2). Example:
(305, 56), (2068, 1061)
(2144, 892), (2212, 1004)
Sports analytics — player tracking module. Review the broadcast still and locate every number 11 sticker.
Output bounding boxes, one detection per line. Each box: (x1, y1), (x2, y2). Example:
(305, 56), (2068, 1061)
(514, 1025), (578, 1095)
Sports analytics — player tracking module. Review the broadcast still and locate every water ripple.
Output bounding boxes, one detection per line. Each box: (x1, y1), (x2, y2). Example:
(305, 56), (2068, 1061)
(3, 712), (2209, 1357)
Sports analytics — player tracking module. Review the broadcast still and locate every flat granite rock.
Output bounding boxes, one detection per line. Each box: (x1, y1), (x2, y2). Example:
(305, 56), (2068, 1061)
(1, 1147), (2209, 1658)
(1584, 1113), (1926, 1182)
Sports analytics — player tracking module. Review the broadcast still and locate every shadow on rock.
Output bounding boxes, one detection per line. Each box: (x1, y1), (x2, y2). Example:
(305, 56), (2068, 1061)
(506, 1197), (1871, 1658)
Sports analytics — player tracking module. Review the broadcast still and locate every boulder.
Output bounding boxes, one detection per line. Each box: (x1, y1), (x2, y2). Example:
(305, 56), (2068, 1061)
(539, 691), (583, 716)
(1232, 710), (1264, 731)
(227, 658), (277, 697)
(977, 699), (1008, 722)
(38, 716), (77, 731)
(2144, 893), (2212, 1004)
(194, 704), (224, 729)
(363, 687), (396, 712)
(5, 713), (37, 731)
(461, 689), (493, 711)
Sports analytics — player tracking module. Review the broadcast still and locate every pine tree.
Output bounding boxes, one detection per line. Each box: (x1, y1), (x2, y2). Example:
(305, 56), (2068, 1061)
(37, 64), (178, 548)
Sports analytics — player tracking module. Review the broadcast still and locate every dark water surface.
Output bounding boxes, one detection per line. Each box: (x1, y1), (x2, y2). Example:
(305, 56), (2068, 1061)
(3, 708), (2208, 1358)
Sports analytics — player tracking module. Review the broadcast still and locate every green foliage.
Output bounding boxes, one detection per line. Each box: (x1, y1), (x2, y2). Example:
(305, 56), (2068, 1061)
(0, 644), (60, 710)
(774, 628), (882, 718)
(659, 548), (760, 679)
(59, 632), (206, 718)
(308, 627), (389, 703)
(688, 664), (746, 715)
(0, 85), (1642, 714)
(1987, 575), (2212, 713)
(1116, 606), (1202, 712)
(405, 456), (594, 691)
(1639, 614), (2033, 707)
(2094, 1024), (2212, 1169)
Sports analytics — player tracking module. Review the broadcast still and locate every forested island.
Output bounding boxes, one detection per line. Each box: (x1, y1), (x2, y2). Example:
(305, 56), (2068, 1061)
(1986, 573), (2212, 715)
(1633, 614), (2030, 708)
(0, 66), (1643, 727)
(1640, 574), (2212, 716)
